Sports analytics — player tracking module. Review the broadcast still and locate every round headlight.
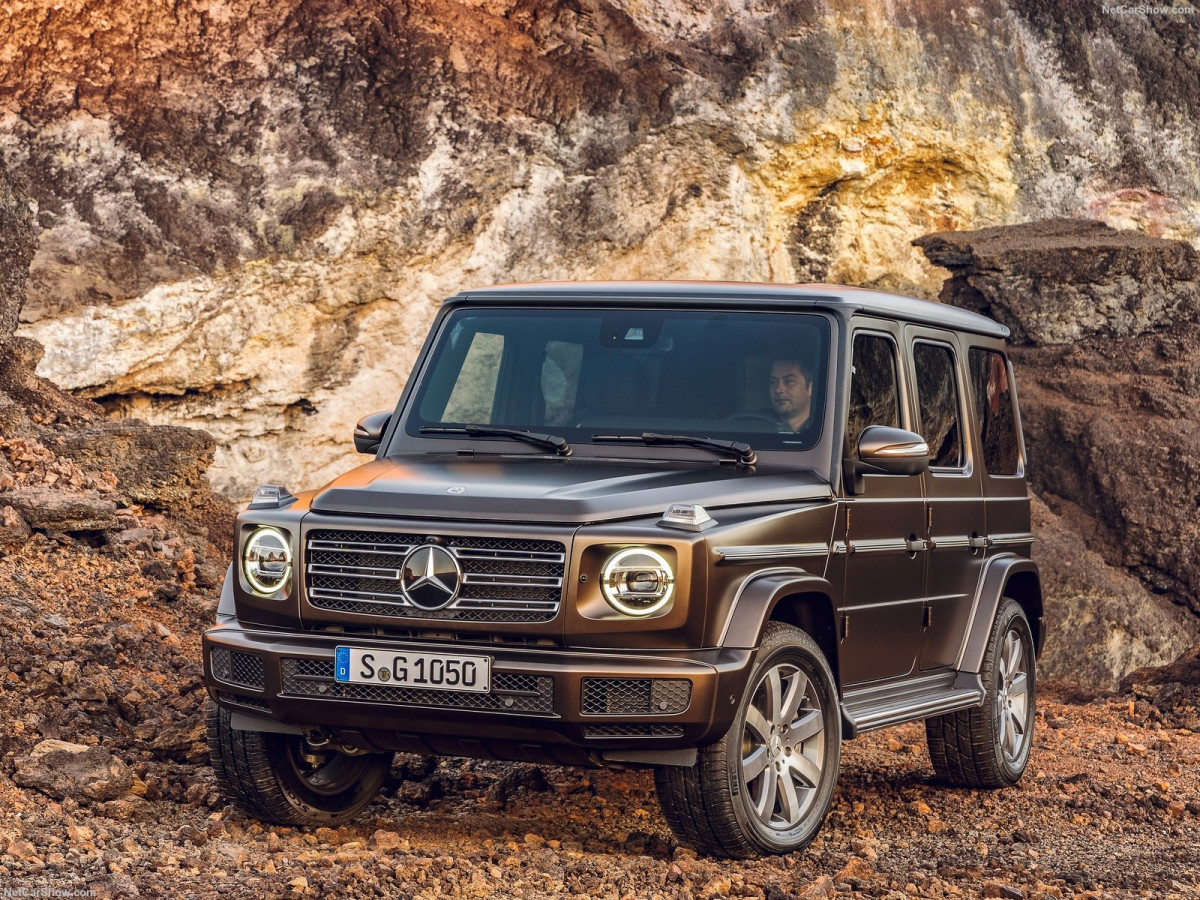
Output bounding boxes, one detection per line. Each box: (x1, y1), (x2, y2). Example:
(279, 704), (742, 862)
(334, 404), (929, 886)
(243, 526), (292, 595)
(600, 547), (675, 617)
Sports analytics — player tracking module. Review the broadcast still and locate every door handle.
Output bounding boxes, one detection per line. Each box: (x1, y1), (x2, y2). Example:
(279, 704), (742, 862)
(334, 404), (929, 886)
(968, 534), (992, 550)
(905, 538), (929, 553)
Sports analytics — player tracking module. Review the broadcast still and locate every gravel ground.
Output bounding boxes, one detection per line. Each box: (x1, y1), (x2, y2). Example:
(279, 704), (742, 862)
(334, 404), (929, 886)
(1, 435), (1197, 900)
(0, 689), (1196, 900)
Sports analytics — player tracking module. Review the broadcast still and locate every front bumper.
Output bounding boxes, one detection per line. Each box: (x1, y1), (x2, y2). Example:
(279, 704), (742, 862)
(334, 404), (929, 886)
(203, 622), (754, 766)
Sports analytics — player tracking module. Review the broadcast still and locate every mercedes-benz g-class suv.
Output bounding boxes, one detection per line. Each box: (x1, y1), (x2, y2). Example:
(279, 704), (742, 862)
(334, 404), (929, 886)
(203, 282), (1042, 858)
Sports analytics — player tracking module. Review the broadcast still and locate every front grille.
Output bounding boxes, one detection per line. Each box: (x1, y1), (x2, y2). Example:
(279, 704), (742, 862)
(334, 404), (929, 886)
(217, 690), (271, 711)
(584, 724), (686, 739)
(279, 658), (555, 715)
(305, 530), (565, 623)
(210, 649), (266, 690)
(582, 678), (692, 715)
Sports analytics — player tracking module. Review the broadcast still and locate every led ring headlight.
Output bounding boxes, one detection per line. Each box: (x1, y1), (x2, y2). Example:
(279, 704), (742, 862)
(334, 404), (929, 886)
(600, 547), (674, 617)
(243, 526), (292, 595)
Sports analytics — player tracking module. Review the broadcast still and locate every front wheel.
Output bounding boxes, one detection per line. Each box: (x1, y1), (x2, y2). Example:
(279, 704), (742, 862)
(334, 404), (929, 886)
(654, 623), (842, 858)
(925, 598), (1036, 787)
(207, 701), (393, 826)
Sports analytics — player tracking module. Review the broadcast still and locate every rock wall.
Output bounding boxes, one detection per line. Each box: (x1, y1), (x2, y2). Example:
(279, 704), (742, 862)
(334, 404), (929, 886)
(919, 218), (1200, 688)
(3, 1), (1198, 496)
(0, 153), (232, 571)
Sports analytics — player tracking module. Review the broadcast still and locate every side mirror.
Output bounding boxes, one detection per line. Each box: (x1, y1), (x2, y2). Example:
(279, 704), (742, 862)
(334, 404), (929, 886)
(844, 425), (929, 494)
(858, 426), (930, 475)
(354, 411), (392, 454)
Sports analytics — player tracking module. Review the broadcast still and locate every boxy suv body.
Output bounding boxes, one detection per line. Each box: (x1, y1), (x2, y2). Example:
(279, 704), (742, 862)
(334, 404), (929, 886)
(203, 282), (1042, 858)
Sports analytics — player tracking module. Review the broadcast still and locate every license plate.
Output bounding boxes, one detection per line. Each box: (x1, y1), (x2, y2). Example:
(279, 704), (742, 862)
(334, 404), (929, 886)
(334, 647), (491, 693)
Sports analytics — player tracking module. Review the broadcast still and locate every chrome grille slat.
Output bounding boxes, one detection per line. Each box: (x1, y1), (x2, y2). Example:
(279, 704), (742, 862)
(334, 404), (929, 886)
(463, 578), (566, 592)
(452, 549), (566, 563)
(305, 529), (565, 623)
(309, 565), (403, 580)
(307, 540), (415, 556)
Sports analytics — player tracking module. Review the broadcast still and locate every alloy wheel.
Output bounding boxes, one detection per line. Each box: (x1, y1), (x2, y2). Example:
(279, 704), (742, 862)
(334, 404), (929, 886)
(740, 662), (827, 830)
(994, 627), (1031, 766)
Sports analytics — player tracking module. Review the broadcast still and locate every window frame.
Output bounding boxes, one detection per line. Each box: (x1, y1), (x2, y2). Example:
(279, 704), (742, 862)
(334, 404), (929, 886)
(910, 337), (972, 476)
(966, 345), (1026, 480)
(845, 328), (909, 459)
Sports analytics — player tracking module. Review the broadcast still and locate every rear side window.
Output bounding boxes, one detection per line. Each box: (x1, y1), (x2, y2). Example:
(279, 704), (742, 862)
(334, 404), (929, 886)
(969, 348), (1020, 475)
(847, 333), (901, 457)
(913, 342), (963, 469)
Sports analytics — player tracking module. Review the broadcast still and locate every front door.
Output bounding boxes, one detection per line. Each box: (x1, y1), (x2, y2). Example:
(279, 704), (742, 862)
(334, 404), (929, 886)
(835, 326), (927, 685)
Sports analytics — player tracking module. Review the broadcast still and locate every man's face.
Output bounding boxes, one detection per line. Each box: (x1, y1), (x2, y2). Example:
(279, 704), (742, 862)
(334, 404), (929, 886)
(769, 361), (812, 428)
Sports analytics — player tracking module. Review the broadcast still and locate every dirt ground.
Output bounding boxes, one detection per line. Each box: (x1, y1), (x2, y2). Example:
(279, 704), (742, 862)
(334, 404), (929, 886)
(0, 685), (1196, 900)
(0, 435), (1197, 900)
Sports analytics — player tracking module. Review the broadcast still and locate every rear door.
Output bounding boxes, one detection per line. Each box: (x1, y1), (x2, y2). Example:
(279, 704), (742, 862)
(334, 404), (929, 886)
(905, 328), (987, 671)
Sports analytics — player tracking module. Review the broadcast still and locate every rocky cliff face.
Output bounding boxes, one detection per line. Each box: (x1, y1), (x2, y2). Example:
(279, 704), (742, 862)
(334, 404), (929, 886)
(4, 0), (1198, 496)
(919, 219), (1200, 688)
(0, 153), (232, 595)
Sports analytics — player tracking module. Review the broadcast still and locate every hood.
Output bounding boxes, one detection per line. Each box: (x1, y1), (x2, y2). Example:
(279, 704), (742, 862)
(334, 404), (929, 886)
(308, 455), (833, 524)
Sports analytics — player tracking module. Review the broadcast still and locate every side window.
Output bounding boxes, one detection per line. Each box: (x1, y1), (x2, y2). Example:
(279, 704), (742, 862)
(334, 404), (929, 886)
(542, 340), (583, 425)
(440, 332), (504, 423)
(847, 333), (901, 458)
(969, 348), (1020, 475)
(913, 342), (964, 469)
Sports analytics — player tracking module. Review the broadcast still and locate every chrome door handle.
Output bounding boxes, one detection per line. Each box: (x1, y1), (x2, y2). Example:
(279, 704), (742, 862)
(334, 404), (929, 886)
(905, 538), (929, 553)
(968, 535), (992, 550)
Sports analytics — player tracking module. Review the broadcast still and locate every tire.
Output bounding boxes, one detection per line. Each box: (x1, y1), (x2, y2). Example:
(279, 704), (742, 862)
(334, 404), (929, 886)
(654, 622), (842, 858)
(206, 700), (393, 826)
(926, 598), (1036, 788)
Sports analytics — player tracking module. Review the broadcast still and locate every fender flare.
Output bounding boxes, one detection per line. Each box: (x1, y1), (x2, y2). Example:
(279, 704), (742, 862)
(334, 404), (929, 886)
(956, 554), (1043, 673)
(719, 568), (839, 651)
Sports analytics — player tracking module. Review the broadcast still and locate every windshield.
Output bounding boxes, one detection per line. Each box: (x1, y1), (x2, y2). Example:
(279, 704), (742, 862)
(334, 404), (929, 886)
(406, 307), (831, 453)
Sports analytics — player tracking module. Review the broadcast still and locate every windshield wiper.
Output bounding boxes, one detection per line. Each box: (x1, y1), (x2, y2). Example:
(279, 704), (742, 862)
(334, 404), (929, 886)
(420, 425), (572, 457)
(591, 432), (756, 466)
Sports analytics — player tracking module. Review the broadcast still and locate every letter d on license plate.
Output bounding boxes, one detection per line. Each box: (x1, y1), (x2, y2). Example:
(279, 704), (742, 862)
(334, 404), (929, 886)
(334, 647), (491, 693)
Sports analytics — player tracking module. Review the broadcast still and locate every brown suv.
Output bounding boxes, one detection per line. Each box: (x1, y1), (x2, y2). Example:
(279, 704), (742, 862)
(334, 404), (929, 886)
(203, 282), (1042, 858)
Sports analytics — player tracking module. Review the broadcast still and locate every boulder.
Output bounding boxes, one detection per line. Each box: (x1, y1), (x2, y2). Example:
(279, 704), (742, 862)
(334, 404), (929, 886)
(13, 740), (135, 802)
(52, 420), (217, 509)
(0, 486), (120, 532)
(916, 219), (1200, 345)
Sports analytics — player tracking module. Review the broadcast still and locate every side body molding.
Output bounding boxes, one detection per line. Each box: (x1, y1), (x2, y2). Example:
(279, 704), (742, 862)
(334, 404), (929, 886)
(956, 554), (1043, 673)
(719, 569), (838, 650)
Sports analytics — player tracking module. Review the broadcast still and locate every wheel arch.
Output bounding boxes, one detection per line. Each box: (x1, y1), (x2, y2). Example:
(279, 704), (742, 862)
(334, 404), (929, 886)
(958, 555), (1043, 673)
(719, 571), (841, 688)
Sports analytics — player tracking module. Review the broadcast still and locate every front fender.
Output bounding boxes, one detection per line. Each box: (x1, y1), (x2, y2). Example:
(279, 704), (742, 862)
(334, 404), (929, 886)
(956, 554), (1043, 673)
(719, 569), (838, 650)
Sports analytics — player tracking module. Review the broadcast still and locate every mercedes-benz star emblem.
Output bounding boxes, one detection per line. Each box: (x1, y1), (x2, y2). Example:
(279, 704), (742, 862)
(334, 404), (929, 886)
(400, 545), (463, 611)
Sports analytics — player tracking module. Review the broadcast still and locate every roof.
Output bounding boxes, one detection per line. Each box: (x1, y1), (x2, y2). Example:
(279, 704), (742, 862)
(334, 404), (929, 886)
(448, 281), (1009, 339)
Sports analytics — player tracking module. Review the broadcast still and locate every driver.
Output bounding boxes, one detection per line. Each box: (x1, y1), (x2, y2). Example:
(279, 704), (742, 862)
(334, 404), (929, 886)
(769, 357), (815, 433)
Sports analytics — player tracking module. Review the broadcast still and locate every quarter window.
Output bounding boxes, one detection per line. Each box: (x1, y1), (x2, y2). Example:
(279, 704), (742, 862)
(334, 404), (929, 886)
(847, 333), (901, 457)
(913, 342), (964, 469)
(969, 348), (1020, 475)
